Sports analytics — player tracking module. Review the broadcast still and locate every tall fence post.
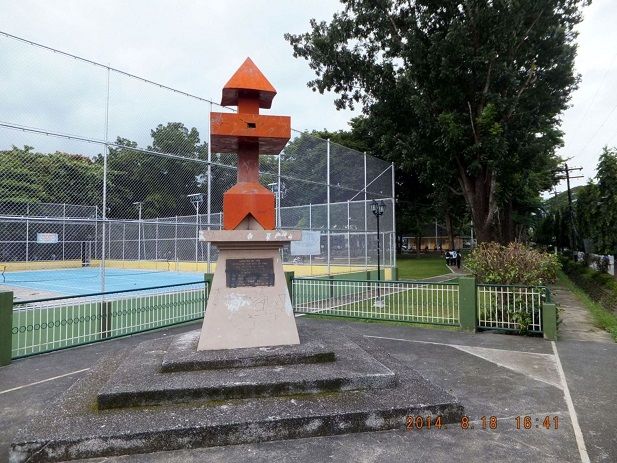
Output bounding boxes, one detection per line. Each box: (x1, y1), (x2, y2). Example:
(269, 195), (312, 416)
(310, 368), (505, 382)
(309, 203), (313, 275)
(326, 139), (331, 275)
(347, 200), (351, 269)
(207, 101), (212, 274)
(391, 162), (396, 272)
(62, 202), (66, 261)
(174, 216), (178, 262)
(25, 204), (29, 263)
(277, 151), (282, 229)
(542, 302), (557, 341)
(101, 65), (110, 293)
(0, 291), (13, 366)
(458, 276), (477, 332)
(363, 152), (368, 270)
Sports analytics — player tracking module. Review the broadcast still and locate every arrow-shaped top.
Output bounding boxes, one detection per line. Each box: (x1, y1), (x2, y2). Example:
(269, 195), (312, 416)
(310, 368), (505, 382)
(221, 57), (277, 109)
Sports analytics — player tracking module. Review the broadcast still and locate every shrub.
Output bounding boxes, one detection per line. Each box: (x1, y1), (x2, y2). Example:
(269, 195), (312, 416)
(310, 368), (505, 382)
(561, 257), (617, 315)
(466, 242), (560, 285)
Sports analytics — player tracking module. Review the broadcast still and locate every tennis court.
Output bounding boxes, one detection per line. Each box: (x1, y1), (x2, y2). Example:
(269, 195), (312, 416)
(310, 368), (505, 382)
(1, 267), (204, 299)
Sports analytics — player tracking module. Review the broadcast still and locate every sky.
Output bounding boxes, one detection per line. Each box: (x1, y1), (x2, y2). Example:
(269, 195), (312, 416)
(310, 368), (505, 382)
(0, 0), (616, 193)
(0, 0), (358, 155)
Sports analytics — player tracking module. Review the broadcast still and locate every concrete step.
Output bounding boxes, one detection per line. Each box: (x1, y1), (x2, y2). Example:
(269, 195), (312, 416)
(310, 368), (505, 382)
(97, 334), (396, 409)
(10, 327), (464, 463)
(161, 329), (335, 372)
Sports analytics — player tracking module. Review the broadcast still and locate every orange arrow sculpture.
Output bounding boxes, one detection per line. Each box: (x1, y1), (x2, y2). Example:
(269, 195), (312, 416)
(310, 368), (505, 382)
(211, 58), (291, 230)
(197, 58), (300, 351)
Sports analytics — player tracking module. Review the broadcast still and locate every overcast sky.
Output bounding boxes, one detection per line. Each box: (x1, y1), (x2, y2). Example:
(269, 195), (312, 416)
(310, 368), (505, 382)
(1, 0), (616, 193)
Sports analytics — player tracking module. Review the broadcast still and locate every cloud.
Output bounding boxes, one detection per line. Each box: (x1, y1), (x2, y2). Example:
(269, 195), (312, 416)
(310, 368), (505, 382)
(557, 0), (617, 189)
(0, 0), (359, 156)
(1, 0), (614, 193)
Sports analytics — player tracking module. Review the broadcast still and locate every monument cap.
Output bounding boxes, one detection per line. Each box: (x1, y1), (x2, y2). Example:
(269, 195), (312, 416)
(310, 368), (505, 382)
(221, 57), (277, 109)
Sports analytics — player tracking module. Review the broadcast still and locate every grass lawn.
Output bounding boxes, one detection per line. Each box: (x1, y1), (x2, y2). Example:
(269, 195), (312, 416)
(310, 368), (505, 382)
(396, 255), (450, 280)
(316, 285), (459, 325)
(557, 270), (617, 341)
(294, 278), (460, 325)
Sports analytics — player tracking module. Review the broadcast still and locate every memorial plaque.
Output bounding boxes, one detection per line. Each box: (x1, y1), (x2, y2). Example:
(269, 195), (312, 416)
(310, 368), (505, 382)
(226, 258), (275, 288)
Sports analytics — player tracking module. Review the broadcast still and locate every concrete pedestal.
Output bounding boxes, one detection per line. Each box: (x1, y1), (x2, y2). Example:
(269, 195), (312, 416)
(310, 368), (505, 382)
(9, 322), (464, 462)
(197, 230), (301, 351)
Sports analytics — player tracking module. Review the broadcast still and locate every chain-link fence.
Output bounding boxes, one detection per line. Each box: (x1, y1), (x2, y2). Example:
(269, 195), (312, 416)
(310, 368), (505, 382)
(0, 31), (395, 294)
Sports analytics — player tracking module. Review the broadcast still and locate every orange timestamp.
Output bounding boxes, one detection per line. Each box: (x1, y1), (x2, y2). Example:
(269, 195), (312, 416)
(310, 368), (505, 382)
(406, 415), (559, 431)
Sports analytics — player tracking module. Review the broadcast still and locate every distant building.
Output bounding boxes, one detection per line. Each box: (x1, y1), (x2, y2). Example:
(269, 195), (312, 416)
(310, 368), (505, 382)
(402, 224), (471, 252)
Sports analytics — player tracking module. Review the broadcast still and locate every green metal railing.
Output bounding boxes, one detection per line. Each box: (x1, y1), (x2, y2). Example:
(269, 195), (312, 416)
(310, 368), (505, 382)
(292, 276), (556, 339)
(292, 277), (460, 326)
(0, 275), (559, 366)
(477, 284), (547, 333)
(9, 281), (207, 359)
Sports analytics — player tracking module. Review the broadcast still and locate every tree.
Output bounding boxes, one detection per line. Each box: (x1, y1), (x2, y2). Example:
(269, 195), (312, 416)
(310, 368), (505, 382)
(107, 123), (209, 218)
(535, 147), (617, 255)
(594, 147), (617, 254)
(0, 146), (46, 205)
(285, 0), (587, 242)
(0, 145), (100, 208)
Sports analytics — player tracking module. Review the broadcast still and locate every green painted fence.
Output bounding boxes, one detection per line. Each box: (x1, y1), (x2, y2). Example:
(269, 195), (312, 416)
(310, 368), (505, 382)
(4, 281), (207, 361)
(292, 276), (555, 339)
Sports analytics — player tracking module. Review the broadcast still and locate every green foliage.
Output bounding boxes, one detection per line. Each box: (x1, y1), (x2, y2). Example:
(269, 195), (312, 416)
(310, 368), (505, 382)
(558, 270), (617, 342)
(107, 123), (208, 219)
(467, 242), (560, 285)
(0, 122), (208, 219)
(536, 146), (617, 254)
(0, 146), (101, 206)
(510, 310), (533, 335)
(286, 0), (587, 242)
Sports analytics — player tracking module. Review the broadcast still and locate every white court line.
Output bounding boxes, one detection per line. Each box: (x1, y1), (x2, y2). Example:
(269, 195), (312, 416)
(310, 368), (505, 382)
(552, 341), (590, 463)
(0, 368), (90, 395)
(368, 334), (590, 462)
(363, 334), (555, 356)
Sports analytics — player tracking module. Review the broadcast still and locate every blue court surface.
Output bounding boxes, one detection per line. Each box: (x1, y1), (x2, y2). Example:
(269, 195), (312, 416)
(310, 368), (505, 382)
(2, 267), (204, 297)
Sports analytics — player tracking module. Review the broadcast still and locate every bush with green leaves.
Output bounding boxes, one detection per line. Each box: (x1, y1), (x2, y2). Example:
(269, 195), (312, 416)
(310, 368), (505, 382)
(561, 256), (617, 316)
(467, 242), (560, 286)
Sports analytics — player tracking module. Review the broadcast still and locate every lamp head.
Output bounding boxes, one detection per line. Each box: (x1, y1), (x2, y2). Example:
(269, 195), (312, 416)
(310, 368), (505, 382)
(371, 199), (386, 216)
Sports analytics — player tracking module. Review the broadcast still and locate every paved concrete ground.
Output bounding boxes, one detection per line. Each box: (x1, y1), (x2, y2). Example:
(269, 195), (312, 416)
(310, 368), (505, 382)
(421, 265), (470, 283)
(551, 284), (614, 343)
(1, 317), (616, 463)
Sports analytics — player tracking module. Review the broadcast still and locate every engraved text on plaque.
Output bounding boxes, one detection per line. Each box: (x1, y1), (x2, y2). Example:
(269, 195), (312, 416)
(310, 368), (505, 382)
(225, 258), (275, 288)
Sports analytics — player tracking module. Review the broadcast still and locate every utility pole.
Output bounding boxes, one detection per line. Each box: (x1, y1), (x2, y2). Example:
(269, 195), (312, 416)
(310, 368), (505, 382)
(556, 164), (583, 256)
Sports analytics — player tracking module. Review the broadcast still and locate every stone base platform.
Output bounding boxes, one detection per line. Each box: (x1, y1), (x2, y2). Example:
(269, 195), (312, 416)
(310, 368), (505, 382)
(161, 329), (335, 372)
(10, 325), (464, 463)
(97, 328), (395, 409)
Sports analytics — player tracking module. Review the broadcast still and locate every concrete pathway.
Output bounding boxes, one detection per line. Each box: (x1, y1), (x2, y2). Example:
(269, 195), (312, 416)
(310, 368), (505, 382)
(2, 318), (617, 462)
(421, 265), (470, 283)
(551, 285), (614, 343)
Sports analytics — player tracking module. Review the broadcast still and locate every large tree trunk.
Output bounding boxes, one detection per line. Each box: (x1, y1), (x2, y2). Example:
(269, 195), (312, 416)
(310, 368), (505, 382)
(456, 162), (498, 243)
(500, 200), (514, 244)
(445, 213), (456, 250)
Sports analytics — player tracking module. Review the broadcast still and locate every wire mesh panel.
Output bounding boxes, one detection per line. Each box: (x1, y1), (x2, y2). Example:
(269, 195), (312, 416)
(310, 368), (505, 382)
(0, 31), (396, 295)
(11, 281), (206, 358)
(477, 285), (544, 332)
(293, 278), (459, 325)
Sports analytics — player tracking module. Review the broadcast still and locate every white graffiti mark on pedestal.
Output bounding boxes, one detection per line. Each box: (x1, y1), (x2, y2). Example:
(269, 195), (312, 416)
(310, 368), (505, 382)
(225, 293), (252, 313)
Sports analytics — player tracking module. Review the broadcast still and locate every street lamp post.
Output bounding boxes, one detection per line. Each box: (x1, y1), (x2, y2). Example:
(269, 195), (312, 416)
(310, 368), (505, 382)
(188, 194), (204, 262)
(268, 182), (286, 229)
(133, 202), (143, 261)
(371, 199), (386, 308)
(267, 182), (279, 228)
